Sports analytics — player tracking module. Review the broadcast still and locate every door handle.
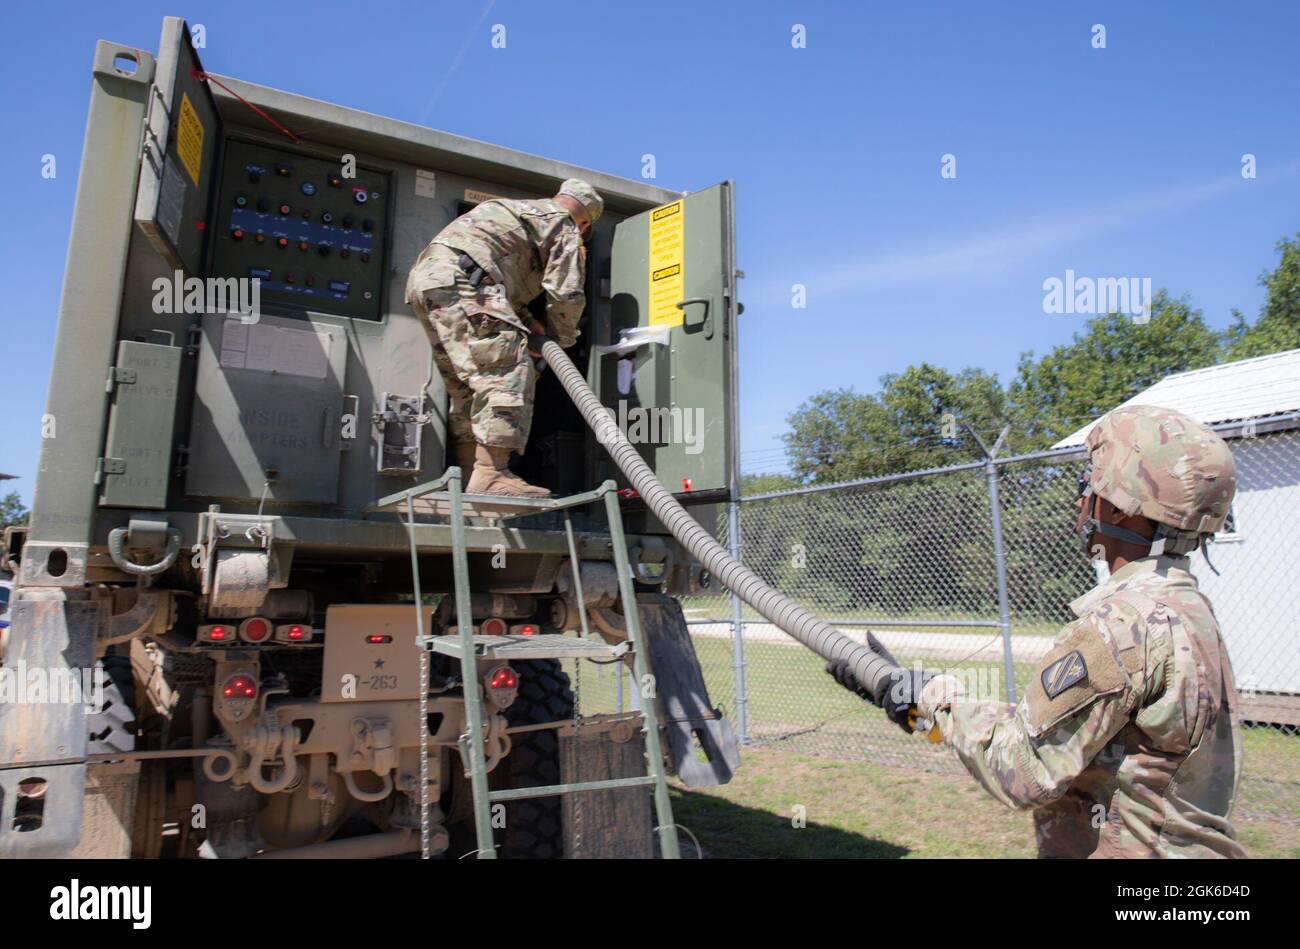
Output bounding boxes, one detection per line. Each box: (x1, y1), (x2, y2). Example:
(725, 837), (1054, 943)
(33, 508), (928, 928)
(676, 297), (713, 339)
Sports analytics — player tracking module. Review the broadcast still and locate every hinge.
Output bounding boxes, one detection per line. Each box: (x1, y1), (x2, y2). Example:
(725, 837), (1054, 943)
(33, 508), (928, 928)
(95, 457), (127, 484)
(105, 366), (138, 392)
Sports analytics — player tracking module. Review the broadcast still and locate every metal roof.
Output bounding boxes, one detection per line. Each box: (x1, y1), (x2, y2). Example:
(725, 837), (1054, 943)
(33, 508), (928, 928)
(206, 74), (681, 216)
(1053, 348), (1300, 448)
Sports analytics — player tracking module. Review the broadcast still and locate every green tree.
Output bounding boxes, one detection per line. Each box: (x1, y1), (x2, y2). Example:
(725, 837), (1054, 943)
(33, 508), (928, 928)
(1223, 235), (1300, 360)
(0, 492), (26, 531)
(741, 472), (799, 496)
(781, 363), (1008, 484)
(1007, 291), (1221, 450)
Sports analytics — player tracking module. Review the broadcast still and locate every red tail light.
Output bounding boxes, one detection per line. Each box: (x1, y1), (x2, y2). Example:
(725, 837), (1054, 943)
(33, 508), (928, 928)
(681, 477), (692, 492)
(239, 617), (270, 643)
(480, 617), (507, 637)
(275, 623), (312, 643)
(199, 624), (230, 642)
(484, 664), (520, 709)
(222, 674), (257, 700)
(274, 621), (312, 642)
(366, 634), (392, 644)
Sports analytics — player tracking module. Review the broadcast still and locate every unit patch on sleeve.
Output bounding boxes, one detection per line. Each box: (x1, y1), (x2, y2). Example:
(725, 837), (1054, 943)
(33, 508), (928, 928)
(1041, 650), (1088, 699)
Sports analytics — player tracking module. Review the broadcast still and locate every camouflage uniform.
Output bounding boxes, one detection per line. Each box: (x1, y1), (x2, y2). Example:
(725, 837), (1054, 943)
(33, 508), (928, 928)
(919, 406), (1245, 858)
(404, 188), (592, 454)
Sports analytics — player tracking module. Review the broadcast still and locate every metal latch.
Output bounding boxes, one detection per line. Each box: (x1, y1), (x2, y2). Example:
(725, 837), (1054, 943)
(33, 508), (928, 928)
(373, 392), (428, 475)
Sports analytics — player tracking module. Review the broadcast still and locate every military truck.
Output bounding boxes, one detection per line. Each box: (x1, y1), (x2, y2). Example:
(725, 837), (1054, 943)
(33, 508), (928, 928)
(0, 17), (742, 859)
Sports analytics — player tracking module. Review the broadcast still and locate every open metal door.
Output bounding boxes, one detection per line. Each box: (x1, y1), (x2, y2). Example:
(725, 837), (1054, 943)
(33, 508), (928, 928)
(603, 182), (739, 504)
(134, 16), (221, 275)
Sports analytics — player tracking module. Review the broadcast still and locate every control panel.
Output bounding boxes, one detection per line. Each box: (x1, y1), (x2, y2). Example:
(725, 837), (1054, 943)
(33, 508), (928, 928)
(209, 139), (391, 321)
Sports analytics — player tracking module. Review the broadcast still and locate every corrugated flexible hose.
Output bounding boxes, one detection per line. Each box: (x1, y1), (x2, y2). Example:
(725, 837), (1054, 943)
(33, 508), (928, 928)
(537, 336), (901, 698)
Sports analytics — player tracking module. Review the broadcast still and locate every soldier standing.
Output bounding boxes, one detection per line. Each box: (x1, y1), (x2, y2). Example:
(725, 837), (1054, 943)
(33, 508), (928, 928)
(830, 405), (1246, 857)
(405, 179), (604, 497)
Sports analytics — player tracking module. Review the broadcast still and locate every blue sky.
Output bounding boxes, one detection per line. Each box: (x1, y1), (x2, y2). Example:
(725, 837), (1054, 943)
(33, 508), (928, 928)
(1, 1), (1297, 498)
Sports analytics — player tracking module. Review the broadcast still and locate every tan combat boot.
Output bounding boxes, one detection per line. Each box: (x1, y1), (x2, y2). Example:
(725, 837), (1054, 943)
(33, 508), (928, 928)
(465, 444), (551, 498)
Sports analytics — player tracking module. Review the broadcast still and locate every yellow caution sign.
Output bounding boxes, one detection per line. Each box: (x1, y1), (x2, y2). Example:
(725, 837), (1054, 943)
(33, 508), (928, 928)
(176, 92), (204, 188)
(464, 187), (508, 204)
(647, 199), (685, 327)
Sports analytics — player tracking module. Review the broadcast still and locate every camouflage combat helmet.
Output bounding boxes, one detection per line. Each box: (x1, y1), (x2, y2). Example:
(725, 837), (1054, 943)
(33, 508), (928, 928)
(557, 178), (603, 224)
(1081, 404), (1237, 555)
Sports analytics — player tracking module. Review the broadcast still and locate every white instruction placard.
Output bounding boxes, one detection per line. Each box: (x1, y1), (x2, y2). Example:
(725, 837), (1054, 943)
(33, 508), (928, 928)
(220, 318), (331, 379)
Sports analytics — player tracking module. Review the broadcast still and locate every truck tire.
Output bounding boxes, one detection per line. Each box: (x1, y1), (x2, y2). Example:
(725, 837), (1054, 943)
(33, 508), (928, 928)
(87, 654), (136, 755)
(492, 658), (574, 858)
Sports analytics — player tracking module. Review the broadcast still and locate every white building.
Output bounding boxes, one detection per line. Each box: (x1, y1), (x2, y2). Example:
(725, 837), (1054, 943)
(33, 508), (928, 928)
(1054, 348), (1300, 725)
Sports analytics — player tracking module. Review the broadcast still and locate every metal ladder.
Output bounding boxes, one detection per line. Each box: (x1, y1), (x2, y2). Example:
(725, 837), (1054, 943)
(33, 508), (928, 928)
(372, 469), (680, 860)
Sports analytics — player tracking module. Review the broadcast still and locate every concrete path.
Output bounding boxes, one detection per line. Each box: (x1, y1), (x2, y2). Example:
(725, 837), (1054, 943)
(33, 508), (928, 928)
(685, 618), (1054, 664)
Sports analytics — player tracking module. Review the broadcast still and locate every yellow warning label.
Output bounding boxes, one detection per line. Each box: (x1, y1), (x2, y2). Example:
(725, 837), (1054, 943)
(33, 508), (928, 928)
(464, 188), (508, 204)
(176, 92), (204, 188)
(647, 200), (685, 327)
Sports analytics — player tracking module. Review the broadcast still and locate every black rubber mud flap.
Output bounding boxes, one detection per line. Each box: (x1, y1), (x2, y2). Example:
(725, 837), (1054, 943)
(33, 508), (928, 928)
(636, 594), (740, 787)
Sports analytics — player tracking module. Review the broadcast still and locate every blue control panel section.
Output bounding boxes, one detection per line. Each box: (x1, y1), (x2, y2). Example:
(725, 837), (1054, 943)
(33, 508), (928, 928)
(228, 208), (376, 253)
(211, 140), (389, 320)
(247, 269), (352, 301)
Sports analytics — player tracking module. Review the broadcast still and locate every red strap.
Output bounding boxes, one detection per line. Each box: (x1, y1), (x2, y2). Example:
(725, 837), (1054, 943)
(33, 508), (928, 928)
(192, 68), (301, 144)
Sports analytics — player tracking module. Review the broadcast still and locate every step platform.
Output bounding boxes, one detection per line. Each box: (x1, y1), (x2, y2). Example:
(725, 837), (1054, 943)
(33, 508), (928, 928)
(424, 632), (629, 662)
(370, 481), (610, 522)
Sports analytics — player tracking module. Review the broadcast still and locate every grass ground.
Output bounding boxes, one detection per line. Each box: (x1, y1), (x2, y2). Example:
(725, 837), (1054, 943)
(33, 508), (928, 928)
(667, 746), (1300, 859)
(568, 633), (1299, 832)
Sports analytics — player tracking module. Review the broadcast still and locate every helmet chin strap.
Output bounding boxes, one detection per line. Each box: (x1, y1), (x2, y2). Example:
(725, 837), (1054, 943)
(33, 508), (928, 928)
(1078, 487), (1165, 557)
(1077, 470), (1211, 566)
(1080, 517), (1165, 555)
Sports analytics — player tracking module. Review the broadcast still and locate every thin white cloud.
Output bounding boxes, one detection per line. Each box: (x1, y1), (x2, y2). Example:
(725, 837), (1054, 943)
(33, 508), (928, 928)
(418, 0), (498, 124)
(773, 163), (1300, 300)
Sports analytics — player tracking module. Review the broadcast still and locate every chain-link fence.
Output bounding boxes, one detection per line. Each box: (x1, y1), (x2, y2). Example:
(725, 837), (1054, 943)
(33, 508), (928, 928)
(678, 418), (1300, 825)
